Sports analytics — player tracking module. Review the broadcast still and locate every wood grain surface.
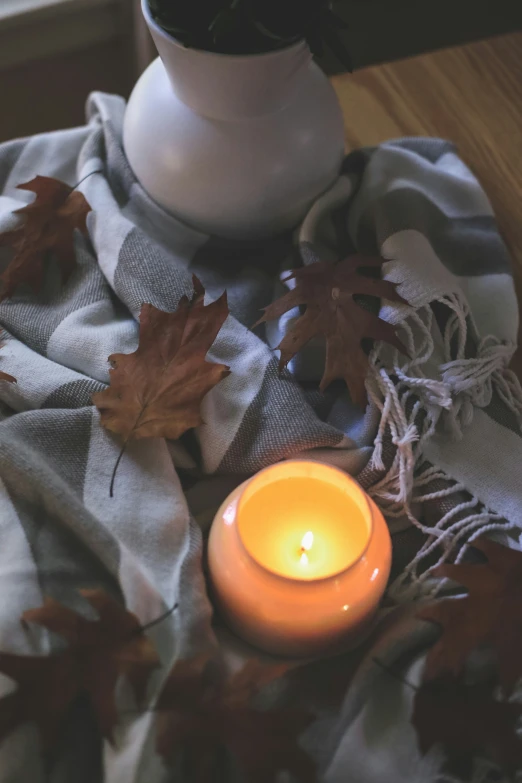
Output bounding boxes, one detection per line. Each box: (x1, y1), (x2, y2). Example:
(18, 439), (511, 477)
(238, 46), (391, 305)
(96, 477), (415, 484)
(332, 32), (522, 370)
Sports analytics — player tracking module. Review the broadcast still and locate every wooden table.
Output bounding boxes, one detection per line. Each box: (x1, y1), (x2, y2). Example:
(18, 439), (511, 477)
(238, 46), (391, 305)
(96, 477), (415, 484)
(332, 32), (522, 372)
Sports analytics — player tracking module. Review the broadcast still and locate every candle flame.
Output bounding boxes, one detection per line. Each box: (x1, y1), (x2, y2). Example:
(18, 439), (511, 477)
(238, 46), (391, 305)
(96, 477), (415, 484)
(299, 531), (314, 566)
(301, 531), (314, 552)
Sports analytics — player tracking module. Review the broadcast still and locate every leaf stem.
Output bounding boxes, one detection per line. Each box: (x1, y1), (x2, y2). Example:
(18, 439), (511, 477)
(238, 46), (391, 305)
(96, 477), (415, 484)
(372, 657), (418, 692)
(110, 442), (128, 498)
(72, 169), (104, 191)
(140, 603), (179, 635)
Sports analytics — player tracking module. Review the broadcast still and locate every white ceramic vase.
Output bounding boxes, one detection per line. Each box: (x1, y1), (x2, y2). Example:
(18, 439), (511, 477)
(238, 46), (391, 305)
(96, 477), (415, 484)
(123, 0), (346, 240)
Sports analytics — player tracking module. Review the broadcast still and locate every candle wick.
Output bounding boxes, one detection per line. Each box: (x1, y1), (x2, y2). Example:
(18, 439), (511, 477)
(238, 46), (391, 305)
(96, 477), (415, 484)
(299, 531), (314, 566)
(300, 531), (314, 552)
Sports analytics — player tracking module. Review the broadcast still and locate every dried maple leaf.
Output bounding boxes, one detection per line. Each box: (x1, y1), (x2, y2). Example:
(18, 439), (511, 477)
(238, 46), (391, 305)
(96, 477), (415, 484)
(285, 650), (362, 711)
(412, 677), (522, 779)
(156, 655), (316, 783)
(0, 341), (15, 384)
(0, 175), (91, 301)
(93, 277), (230, 495)
(418, 538), (522, 694)
(256, 254), (407, 406)
(0, 590), (159, 750)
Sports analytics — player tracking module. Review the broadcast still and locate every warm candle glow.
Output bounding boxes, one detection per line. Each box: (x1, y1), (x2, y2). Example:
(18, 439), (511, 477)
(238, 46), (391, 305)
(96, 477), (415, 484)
(208, 460), (392, 657)
(237, 461), (372, 580)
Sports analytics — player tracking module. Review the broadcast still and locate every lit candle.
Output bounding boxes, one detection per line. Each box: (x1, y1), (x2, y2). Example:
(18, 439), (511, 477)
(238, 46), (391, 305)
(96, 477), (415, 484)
(208, 461), (392, 657)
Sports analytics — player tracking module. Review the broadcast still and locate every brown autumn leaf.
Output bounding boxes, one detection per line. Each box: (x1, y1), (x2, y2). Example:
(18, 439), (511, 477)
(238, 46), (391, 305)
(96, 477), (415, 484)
(255, 254), (408, 406)
(93, 276), (230, 495)
(412, 677), (522, 779)
(156, 655), (316, 783)
(285, 650), (361, 711)
(418, 537), (522, 694)
(0, 590), (159, 751)
(0, 340), (16, 384)
(0, 175), (91, 301)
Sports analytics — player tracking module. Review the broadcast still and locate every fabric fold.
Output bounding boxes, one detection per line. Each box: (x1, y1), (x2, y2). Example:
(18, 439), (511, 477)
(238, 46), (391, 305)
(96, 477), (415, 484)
(0, 92), (519, 782)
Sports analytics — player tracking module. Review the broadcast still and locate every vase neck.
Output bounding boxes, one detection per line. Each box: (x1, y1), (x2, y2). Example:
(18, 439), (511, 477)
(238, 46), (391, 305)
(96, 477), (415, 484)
(143, 0), (312, 120)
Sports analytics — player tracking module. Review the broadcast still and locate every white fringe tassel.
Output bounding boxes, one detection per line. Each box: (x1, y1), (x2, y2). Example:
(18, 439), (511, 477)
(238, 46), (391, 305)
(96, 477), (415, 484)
(366, 294), (522, 602)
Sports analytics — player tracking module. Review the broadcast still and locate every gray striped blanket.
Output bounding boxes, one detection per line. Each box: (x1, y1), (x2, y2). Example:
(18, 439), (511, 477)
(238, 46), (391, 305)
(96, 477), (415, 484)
(0, 92), (520, 782)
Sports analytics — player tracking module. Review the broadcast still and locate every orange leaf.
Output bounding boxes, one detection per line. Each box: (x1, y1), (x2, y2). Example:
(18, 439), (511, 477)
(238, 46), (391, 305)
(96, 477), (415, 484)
(93, 277), (230, 495)
(155, 655), (316, 783)
(0, 591), (159, 750)
(0, 176), (91, 301)
(418, 538), (522, 694)
(412, 677), (522, 778)
(256, 254), (408, 406)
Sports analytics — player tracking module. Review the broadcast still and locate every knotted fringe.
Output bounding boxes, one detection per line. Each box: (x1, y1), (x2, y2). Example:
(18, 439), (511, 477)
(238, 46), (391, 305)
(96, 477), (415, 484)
(366, 294), (522, 602)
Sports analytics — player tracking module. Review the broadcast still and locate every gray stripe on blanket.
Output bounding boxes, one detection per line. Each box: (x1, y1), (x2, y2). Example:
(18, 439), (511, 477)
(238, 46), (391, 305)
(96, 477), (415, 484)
(0, 242), (107, 355)
(2, 408), (93, 494)
(175, 518), (216, 659)
(114, 228), (194, 316)
(484, 389), (522, 436)
(77, 125), (105, 176)
(356, 189), (512, 277)
(0, 419), (123, 575)
(42, 379), (105, 410)
(0, 138), (28, 193)
(13, 493), (119, 606)
(104, 120), (137, 207)
(218, 360), (343, 474)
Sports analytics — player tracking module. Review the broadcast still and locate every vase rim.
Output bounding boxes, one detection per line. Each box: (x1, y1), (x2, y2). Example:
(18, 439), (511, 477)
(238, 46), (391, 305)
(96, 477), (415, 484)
(142, 0), (309, 62)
